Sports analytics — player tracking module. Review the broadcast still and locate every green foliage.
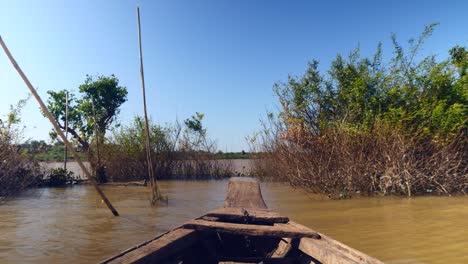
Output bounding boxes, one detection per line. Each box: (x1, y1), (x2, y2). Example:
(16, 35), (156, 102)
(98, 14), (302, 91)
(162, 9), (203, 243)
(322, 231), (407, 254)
(78, 75), (128, 138)
(257, 24), (467, 197)
(44, 168), (76, 187)
(45, 74), (128, 151)
(182, 112), (215, 152)
(111, 116), (177, 160)
(106, 113), (233, 181)
(184, 112), (205, 134)
(274, 24), (467, 142)
(0, 95), (31, 146)
(215, 151), (251, 159)
(1, 97), (42, 197)
(105, 116), (181, 181)
(21, 141), (86, 161)
(6, 95), (30, 128)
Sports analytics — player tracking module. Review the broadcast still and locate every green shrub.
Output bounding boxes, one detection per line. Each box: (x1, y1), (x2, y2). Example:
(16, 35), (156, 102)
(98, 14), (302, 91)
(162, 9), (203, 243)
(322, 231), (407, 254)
(0, 96), (43, 198)
(45, 168), (76, 187)
(253, 25), (468, 197)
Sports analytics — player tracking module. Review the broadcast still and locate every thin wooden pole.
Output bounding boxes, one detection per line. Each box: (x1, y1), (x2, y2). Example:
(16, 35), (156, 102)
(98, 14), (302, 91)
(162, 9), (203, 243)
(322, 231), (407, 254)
(137, 6), (163, 204)
(91, 98), (102, 173)
(63, 90), (68, 170)
(0, 35), (119, 216)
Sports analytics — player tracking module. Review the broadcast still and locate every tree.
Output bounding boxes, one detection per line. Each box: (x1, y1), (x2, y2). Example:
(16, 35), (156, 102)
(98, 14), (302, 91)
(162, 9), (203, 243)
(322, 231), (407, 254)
(45, 74), (128, 182)
(181, 112), (215, 152)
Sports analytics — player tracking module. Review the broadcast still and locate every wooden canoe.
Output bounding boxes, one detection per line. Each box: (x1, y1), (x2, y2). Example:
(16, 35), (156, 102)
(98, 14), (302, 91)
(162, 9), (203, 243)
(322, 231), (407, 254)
(101, 177), (383, 264)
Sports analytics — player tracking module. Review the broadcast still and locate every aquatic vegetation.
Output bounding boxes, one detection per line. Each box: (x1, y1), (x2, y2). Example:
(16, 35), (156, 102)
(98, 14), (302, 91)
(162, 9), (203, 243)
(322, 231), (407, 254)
(252, 25), (467, 197)
(45, 74), (128, 183)
(43, 168), (77, 187)
(104, 115), (234, 181)
(0, 97), (42, 198)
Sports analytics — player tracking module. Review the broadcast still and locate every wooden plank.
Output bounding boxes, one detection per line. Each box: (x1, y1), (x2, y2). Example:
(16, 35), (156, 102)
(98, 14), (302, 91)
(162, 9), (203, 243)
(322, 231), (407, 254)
(287, 221), (384, 264)
(101, 228), (199, 264)
(206, 207), (289, 224)
(183, 219), (321, 239)
(271, 238), (293, 258)
(218, 257), (296, 264)
(225, 177), (268, 209)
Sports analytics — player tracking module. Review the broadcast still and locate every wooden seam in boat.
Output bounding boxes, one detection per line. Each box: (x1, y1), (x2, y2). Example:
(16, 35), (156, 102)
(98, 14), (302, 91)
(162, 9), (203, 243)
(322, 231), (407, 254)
(101, 177), (384, 264)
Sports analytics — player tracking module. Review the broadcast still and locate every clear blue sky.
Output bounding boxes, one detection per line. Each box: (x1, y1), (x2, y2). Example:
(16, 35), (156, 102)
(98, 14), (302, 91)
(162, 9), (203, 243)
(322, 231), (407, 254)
(1, 0), (467, 151)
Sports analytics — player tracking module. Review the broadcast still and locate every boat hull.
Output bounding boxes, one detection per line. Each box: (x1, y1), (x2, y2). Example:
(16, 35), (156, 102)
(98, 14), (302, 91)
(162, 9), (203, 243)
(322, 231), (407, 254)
(101, 178), (383, 264)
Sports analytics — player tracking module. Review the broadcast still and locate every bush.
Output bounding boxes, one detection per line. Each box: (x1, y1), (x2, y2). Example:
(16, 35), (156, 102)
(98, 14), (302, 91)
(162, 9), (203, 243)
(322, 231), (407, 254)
(95, 165), (107, 183)
(252, 25), (468, 197)
(0, 148), (42, 197)
(0, 97), (43, 198)
(253, 124), (467, 197)
(44, 168), (77, 187)
(103, 115), (234, 181)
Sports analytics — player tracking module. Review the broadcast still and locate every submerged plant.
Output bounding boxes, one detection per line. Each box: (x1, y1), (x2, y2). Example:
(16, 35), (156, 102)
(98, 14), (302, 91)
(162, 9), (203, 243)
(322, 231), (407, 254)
(44, 168), (77, 187)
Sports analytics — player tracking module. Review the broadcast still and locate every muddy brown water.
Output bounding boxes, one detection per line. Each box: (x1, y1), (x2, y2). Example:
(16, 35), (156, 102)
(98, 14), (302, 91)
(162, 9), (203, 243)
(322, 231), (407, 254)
(0, 180), (467, 263)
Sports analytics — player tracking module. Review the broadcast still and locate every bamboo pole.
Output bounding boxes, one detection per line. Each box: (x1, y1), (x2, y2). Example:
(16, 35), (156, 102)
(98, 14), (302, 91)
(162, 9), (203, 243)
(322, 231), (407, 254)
(63, 90), (68, 170)
(137, 6), (163, 204)
(0, 35), (119, 216)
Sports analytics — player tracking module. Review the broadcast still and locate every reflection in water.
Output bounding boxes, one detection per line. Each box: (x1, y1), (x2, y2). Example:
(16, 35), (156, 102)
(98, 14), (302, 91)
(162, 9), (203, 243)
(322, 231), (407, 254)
(0, 180), (467, 263)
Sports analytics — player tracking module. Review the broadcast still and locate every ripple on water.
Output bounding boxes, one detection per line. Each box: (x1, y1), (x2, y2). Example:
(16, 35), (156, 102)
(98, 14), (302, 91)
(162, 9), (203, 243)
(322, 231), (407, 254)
(0, 181), (467, 264)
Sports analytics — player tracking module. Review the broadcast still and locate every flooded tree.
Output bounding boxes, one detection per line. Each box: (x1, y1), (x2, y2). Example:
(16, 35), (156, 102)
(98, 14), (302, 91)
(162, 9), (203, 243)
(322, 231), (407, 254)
(44, 74), (128, 182)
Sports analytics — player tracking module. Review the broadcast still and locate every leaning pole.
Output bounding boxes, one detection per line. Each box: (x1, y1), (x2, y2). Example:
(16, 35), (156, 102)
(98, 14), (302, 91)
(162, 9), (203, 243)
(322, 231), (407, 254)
(0, 35), (120, 216)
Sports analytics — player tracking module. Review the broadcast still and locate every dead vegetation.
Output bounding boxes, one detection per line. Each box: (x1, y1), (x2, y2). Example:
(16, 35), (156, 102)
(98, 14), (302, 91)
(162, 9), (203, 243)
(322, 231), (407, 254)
(102, 115), (234, 182)
(0, 118), (42, 198)
(251, 27), (467, 197)
(252, 123), (467, 198)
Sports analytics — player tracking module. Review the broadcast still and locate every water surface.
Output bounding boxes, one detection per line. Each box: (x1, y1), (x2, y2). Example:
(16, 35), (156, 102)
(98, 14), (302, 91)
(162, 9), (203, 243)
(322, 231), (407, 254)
(0, 180), (467, 263)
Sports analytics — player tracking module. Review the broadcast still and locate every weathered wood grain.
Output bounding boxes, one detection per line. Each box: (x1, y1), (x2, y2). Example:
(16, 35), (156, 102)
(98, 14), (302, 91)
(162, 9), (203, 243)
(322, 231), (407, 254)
(271, 238), (293, 258)
(218, 256), (296, 264)
(101, 228), (198, 264)
(206, 207), (289, 224)
(224, 177), (268, 209)
(288, 221), (384, 264)
(183, 219), (321, 239)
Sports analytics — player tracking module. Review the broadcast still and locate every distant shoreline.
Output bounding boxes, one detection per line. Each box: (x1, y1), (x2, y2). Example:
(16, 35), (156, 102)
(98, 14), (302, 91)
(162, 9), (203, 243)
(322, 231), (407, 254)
(40, 159), (253, 179)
